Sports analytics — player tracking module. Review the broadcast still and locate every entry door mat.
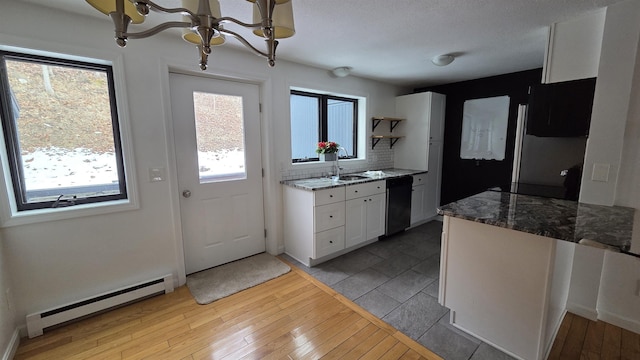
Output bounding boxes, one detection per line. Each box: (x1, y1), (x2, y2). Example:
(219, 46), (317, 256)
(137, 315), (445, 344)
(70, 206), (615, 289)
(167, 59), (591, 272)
(186, 253), (291, 305)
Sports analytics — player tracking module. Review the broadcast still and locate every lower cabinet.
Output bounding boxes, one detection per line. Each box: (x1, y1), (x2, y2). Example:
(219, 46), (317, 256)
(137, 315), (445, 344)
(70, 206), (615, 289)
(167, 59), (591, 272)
(345, 193), (386, 248)
(314, 226), (345, 258)
(345, 181), (386, 248)
(283, 180), (385, 266)
(425, 141), (443, 219)
(410, 173), (428, 225)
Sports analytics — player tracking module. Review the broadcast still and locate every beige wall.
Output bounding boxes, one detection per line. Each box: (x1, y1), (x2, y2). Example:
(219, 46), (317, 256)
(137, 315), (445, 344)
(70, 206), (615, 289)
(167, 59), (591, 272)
(0, 231), (17, 358)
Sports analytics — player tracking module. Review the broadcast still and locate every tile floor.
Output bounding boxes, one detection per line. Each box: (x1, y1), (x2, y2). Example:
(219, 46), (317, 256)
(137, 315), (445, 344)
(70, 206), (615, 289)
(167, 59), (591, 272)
(282, 220), (516, 360)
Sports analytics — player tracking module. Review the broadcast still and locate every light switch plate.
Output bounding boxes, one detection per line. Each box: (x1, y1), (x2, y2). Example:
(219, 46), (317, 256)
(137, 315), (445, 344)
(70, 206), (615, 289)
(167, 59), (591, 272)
(591, 163), (610, 182)
(149, 167), (166, 182)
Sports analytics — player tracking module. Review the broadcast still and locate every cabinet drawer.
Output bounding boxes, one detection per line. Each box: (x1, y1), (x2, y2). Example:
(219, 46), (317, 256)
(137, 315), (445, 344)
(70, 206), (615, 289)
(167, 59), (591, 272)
(345, 180), (385, 200)
(314, 187), (345, 206)
(314, 226), (345, 258)
(412, 173), (427, 186)
(314, 202), (345, 232)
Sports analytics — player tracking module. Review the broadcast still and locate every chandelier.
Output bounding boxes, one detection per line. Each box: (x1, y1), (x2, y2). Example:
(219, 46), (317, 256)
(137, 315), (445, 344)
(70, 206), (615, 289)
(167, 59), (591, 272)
(86, 0), (295, 70)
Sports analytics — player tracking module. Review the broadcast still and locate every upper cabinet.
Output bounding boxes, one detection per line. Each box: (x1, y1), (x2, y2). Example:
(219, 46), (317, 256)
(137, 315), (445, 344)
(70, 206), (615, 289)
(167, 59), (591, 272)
(393, 92), (446, 171)
(527, 78), (596, 137)
(542, 9), (605, 84)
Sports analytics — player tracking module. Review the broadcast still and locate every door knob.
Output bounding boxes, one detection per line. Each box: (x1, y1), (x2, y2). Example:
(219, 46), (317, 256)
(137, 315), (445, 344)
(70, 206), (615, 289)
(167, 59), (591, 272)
(182, 190), (192, 198)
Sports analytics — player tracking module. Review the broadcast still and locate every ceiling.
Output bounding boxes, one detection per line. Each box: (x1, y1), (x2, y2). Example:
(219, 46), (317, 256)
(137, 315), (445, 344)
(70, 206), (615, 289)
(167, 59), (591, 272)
(21, 0), (626, 87)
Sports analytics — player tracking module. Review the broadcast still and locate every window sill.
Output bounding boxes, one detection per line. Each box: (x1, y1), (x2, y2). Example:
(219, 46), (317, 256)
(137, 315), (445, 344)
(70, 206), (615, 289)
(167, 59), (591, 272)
(0, 199), (139, 228)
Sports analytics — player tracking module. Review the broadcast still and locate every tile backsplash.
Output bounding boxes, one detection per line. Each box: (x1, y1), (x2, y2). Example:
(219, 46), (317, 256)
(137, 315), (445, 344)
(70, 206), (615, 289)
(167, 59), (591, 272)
(280, 145), (394, 181)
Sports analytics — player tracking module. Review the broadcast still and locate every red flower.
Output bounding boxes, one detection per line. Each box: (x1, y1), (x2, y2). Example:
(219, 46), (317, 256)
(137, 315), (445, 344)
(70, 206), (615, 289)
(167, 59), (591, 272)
(316, 141), (340, 154)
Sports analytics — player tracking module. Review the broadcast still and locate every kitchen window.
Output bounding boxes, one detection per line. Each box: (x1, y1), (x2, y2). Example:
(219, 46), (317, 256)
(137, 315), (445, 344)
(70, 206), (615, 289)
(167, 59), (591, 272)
(0, 50), (128, 212)
(290, 90), (358, 163)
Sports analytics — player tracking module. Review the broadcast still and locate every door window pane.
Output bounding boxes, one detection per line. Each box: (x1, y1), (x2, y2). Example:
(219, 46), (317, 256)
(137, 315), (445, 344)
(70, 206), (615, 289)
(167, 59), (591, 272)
(193, 92), (246, 183)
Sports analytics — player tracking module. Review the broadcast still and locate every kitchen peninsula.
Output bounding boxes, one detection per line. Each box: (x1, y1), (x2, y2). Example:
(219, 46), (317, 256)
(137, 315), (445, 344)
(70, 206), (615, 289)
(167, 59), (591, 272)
(437, 191), (634, 360)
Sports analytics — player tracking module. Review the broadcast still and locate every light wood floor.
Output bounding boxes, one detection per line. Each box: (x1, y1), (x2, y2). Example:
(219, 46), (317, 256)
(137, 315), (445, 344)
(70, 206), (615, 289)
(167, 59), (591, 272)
(548, 312), (640, 360)
(15, 258), (442, 360)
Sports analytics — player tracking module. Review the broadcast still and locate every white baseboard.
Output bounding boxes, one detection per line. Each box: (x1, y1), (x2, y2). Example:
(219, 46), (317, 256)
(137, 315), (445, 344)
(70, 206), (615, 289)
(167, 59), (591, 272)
(566, 302), (598, 321)
(597, 310), (640, 334)
(2, 328), (20, 360)
(543, 309), (567, 360)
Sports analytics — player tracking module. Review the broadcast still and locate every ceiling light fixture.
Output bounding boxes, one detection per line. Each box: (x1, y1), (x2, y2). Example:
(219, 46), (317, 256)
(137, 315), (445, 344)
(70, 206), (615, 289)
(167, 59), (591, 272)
(86, 0), (295, 70)
(431, 54), (455, 66)
(331, 66), (352, 77)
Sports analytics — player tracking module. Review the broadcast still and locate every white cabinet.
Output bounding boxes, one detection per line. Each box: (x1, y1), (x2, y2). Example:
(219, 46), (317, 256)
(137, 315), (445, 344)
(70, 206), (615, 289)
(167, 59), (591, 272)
(425, 141), (443, 219)
(410, 174), (427, 225)
(395, 92), (445, 225)
(345, 181), (386, 248)
(314, 226), (345, 259)
(440, 216), (573, 360)
(283, 180), (385, 266)
(283, 186), (345, 266)
(542, 9), (605, 83)
(393, 92), (445, 171)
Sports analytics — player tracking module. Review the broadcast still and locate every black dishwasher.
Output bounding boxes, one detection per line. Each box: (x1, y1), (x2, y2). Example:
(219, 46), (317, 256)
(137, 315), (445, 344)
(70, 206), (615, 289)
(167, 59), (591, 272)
(385, 175), (413, 236)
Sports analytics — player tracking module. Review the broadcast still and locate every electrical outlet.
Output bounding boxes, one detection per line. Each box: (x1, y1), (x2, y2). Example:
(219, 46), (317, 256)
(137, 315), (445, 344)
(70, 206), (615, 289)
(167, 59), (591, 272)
(591, 163), (610, 182)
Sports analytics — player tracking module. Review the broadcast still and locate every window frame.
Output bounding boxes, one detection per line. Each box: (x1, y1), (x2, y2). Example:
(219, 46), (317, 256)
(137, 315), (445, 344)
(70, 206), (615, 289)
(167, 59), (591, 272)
(290, 89), (358, 163)
(0, 50), (129, 212)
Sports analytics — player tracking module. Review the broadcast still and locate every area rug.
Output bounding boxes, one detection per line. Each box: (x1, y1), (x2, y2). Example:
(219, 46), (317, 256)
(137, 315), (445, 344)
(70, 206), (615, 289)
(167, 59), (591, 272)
(186, 252), (291, 305)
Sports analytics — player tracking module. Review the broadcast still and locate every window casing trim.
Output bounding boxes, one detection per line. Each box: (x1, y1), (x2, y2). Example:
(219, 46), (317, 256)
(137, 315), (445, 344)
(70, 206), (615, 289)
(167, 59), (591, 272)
(0, 47), (139, 227)
(0, 51), (128, 211)
(290, 89), (362, 164)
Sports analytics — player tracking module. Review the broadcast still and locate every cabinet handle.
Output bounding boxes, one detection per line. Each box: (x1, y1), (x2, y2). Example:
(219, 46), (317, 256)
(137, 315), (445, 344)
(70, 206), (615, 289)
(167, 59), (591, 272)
(364, 199), (367, 202)
(329, 194), (333, 197)
(329, 240), (333, 244)
(329, 215), (333, 218)
(355, 190), (358, 193)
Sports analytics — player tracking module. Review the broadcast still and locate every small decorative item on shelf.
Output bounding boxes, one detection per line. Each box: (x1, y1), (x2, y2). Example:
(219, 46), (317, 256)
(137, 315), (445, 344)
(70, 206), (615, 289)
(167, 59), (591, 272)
(316, 141), (339, 161)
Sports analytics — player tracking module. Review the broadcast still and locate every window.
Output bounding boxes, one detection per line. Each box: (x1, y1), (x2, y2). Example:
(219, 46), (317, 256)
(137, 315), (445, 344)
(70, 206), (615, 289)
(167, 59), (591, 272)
(0, 51), (127, 211)
(290, 90), (358, 163)
(193, 91), (246, 183)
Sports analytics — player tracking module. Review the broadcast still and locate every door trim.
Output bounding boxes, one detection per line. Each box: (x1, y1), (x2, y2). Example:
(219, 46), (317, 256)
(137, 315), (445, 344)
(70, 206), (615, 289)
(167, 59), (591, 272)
(159, 61), (276, 286)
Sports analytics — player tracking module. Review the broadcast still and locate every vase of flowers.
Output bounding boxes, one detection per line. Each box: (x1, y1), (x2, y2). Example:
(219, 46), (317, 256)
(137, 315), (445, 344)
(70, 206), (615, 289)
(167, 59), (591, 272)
(316, 141), (339, 161)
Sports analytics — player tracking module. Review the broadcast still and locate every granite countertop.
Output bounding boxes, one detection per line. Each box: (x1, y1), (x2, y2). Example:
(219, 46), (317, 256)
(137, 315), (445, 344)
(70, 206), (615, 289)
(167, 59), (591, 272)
(438, 191), (636, 253)
(281, 168), (426, 191)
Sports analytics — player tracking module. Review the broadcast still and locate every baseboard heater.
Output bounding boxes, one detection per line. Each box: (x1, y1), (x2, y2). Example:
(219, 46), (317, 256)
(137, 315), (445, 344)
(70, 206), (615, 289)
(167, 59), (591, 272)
(26, 274), (174, 338)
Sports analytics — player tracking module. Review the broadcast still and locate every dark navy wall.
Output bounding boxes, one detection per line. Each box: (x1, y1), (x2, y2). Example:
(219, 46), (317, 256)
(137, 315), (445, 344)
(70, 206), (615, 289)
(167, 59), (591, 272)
(417, 68), (543, 205)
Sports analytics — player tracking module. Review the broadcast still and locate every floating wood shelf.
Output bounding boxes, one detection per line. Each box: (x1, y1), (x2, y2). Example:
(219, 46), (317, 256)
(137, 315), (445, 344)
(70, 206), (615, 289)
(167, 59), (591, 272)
(371, 135), (404, 149)
(371, 117), (404, 132)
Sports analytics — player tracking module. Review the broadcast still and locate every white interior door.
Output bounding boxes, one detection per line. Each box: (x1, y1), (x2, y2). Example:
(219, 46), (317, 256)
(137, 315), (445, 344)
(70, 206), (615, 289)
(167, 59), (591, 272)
(170, 73), (265, 274)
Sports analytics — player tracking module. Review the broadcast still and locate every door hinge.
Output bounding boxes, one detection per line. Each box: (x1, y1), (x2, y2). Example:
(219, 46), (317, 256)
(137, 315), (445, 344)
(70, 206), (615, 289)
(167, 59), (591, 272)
(262, 168), (265, 177)
(264, 229), (267, 238)
(259, 103), (262, 113)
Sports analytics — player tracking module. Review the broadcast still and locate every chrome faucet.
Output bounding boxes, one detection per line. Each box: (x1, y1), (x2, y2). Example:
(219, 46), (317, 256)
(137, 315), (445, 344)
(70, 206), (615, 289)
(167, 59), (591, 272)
(335, 147), (349, 179)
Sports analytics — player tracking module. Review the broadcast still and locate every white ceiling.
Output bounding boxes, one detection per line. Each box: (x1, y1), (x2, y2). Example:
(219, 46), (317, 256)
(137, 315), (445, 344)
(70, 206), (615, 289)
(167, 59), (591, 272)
(21, 0), (625, 87)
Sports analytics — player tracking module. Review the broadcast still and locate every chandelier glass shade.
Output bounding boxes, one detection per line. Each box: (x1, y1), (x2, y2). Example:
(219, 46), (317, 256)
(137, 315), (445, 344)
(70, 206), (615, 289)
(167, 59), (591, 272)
(85, 0), (295, 70)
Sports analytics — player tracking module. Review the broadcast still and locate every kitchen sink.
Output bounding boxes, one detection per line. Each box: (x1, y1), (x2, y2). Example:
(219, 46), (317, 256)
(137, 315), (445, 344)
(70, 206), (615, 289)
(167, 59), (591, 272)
(338, 175), (368, 181)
